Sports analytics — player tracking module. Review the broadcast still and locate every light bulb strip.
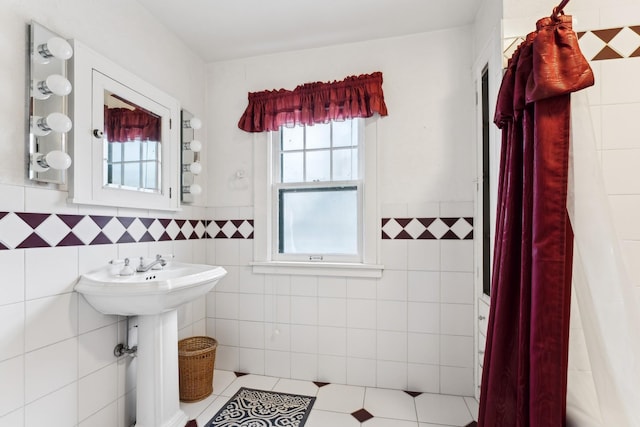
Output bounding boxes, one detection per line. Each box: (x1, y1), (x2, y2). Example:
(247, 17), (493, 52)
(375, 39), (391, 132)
(28, 23), (74, 184)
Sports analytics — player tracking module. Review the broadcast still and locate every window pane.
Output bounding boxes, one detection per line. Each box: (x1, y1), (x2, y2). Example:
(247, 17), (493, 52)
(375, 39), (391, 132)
(306, 122), (331, 149)
(108, 144), (122, 162)
(282, 152), (303, 183)
(306, 150), (330, 182)
(109, 164), (121, 185)
(123, 141), (141, 161)
(142, 161), (158, 189)
(279, 187), (358, 255)
(141, 141), (158, 161)
(332, 120), (354, 147)
(282, 126), (304, 151)
(333, 148), (358, 181)
(123, 163), (140, 188)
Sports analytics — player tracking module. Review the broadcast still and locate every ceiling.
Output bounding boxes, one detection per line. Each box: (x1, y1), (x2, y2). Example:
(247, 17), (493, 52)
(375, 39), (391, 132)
(135, 0), (482, 63)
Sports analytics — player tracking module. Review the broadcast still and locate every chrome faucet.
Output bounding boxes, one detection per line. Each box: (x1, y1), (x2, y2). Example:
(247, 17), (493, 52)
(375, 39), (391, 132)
(136, 254), (167, 272)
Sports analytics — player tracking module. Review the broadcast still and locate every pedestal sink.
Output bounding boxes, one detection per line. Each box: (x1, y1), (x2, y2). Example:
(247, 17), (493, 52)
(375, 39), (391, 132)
(75, 261), (227, 427)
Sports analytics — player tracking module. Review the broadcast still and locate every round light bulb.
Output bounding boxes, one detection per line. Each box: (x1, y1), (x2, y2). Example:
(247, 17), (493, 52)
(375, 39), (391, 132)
(44, 151), (72, 170)
(188, 140), (202, 152)
(189, 162), (202, 175)
(31, 150), (72, 172)
(45, 112), (73, 133)
(188, 117), (202, 130)
(32, 74), (72, 99)
(188, 184), (202, 195)
(45, 74), (72, 96)
(44, 37), (73, 60)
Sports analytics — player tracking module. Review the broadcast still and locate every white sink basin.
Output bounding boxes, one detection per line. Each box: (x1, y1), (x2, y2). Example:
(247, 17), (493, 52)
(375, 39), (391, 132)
(75, 261), (227, 316)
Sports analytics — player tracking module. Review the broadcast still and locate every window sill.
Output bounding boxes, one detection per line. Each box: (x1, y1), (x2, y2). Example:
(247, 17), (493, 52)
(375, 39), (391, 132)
(250, 261), (384, 278)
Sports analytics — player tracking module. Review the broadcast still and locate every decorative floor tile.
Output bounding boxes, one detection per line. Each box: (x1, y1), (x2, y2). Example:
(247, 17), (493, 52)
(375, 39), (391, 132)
(351, 408), (374, 422)
(182, 371), (479, 427)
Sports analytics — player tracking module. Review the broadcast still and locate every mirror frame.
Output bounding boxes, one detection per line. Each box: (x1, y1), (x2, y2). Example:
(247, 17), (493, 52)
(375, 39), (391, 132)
(68, 40), (180, 211)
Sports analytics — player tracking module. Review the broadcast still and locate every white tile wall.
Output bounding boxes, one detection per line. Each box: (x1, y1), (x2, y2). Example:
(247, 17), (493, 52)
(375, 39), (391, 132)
(208, 202), (476, 394)
(24, 382), (77, 427)
(0, 356), (24, 417)
(25, 338), (77, 403)
(0, 250), (25, 305)
(0, 302), (24, 362)
(25, 293), (78, 352)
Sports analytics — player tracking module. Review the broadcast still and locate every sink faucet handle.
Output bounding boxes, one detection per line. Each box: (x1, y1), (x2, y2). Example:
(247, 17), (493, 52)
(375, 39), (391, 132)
(119, 258), (135, 276)
(109, 258), (128, 265)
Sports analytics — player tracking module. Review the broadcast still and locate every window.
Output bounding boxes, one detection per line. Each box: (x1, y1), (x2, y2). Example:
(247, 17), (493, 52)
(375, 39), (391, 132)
(273, 119), (363, 262)
(252, 117), (381, 278)
(104, 140), (161, 192)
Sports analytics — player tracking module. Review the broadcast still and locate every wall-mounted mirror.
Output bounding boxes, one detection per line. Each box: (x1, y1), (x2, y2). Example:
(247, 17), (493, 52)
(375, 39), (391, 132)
(181, 109), (203, 204)
(27, 21), (73, 185)
(68, 41), (180, 211)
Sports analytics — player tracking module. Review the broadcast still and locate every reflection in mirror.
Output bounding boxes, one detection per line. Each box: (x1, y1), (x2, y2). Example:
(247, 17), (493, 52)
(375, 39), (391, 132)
(181, 109), (203, 204)
(102, 90), (161, 193)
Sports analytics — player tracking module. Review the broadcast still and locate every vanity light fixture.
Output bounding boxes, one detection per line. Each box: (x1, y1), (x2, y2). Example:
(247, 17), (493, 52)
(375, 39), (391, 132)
(31, 74), (72, 100)
(30, 112), (73, 136)
(183, 117), (202, 130)
(27, 21), (74, 185)
(33, 36), (73, 64)
(182, 184), (202, 195)
(181, 110), (203, 203)
(30, 150), (72, 172)
(182, 139), (202, 152)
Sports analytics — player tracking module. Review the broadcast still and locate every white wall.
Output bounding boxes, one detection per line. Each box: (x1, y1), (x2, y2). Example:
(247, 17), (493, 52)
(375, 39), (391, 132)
(207, 28), (475, 208)
(0, 1), (208, 426)
(204, 27), (478, 394)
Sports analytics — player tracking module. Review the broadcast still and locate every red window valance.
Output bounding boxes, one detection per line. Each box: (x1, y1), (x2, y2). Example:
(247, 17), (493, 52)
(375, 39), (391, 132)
(237, 71), (388, 133)
(104, 106), (161, 143)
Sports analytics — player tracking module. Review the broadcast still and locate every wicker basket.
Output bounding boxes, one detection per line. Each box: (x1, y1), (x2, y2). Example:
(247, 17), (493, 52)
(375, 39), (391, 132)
(178, 336), (218, 402)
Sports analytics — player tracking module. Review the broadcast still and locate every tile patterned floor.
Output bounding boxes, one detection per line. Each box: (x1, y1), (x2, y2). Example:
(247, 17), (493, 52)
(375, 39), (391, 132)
(180, 370), (479, 427)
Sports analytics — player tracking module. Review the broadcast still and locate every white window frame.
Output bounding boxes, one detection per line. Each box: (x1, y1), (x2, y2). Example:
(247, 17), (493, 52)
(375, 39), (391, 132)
(272, 120), (363, 263)
(252, 118), (383, 278)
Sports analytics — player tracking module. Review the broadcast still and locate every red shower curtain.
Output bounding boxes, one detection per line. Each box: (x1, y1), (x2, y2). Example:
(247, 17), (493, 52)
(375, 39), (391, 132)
(478, 14), (593, 426)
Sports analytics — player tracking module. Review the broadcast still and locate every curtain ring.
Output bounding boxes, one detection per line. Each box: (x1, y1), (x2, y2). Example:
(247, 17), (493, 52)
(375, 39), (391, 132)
(552, 0), (570, 19)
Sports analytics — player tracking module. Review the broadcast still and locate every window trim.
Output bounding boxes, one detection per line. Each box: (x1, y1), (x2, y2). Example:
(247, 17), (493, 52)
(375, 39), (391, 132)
(252, 118), (382, 278)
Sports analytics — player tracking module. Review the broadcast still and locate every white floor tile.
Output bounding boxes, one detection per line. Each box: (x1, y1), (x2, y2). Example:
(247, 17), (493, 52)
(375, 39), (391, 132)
(314, 383), (365, 413)
(212, 369), (236, 395)
(180, 396), (215, 421)
(273, 378), (319, 397)
(464, 396), (479, 421)
(181, 370), (476, 427)
(366, 418), (419, 427)
(415, 393), (473, 426)
(364, 387), (417, 421)
(306, 409), (360, 427)
(219, 374), (279, 397)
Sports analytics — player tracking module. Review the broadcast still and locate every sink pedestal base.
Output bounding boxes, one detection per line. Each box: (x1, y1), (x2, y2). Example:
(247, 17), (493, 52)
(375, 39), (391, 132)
(135, 310), (188, 427)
